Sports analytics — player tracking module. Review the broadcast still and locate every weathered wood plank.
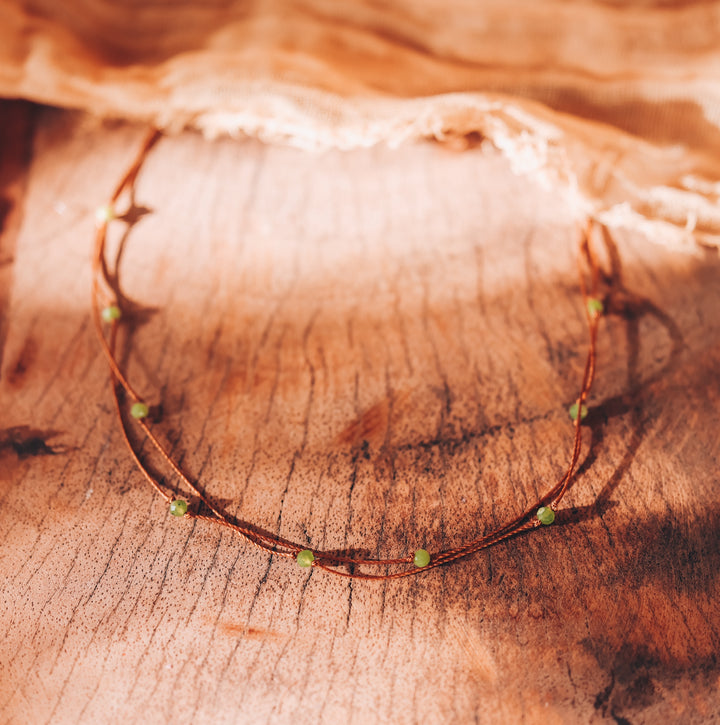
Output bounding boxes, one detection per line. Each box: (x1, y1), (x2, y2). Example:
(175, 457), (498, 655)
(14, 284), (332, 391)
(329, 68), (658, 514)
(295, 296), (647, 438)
(1, 109), (719, 724)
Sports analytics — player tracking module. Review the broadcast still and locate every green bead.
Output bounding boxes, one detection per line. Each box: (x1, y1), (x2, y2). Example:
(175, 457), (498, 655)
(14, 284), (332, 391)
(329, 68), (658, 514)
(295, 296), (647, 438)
(587, 298), (604, 315)
(169, 499), (188, 517)
(130, 402), (149, 419)
(536, 506), (555, 525)
(568, 402), (588, 421)
(101, 305), (122, 323)
(296, 549), (315, 567)
(95, 204), (116, 225)
(413, 549), (431, 568)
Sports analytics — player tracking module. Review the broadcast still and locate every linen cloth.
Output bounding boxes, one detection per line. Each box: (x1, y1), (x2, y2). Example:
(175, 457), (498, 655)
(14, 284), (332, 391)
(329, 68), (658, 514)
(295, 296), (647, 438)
(2, 0), (719, 250)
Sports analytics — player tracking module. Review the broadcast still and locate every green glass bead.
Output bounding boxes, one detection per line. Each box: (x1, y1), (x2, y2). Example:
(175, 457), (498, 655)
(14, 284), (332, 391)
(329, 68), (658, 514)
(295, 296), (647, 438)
(413, 549), (431, 568)
(568, 402), (588, 421)
(95, 204), (116, 225)
(101, 305), (122, 323)
(297, 549), (315, 567)
(130, 401), (149, 419)
(536, 506), (555, 525)
(169, 499), (188, 517)
(587, 298), (604, 315)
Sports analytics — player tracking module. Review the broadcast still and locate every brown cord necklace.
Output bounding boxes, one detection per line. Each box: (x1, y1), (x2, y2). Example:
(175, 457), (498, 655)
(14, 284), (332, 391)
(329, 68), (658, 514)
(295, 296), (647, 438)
(92, 129), (605, 580)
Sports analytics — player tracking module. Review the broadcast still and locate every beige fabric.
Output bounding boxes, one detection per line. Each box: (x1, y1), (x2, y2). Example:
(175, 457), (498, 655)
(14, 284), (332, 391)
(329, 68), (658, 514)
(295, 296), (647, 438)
(3, 0), (719, 250)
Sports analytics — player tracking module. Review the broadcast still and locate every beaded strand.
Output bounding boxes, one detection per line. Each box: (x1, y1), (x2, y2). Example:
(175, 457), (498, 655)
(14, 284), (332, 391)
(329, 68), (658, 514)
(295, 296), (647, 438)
(92, 130), (605, 579)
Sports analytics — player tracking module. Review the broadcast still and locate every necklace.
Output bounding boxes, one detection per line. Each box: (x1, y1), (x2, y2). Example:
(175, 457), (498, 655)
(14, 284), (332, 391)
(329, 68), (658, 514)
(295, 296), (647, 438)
(91, 130), (605, 579)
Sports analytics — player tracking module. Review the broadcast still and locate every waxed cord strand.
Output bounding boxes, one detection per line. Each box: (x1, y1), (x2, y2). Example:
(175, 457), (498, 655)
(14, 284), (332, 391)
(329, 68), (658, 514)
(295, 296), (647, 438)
(91, 130), (604, 579)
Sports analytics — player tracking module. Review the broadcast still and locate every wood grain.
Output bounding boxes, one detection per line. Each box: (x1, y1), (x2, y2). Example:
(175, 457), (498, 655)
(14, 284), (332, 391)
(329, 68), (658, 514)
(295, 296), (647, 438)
(1, 108), (719, 724)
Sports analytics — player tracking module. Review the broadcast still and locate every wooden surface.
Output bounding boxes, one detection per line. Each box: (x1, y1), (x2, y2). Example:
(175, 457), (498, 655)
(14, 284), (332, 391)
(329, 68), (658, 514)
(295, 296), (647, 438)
(1, 105), (719, 724)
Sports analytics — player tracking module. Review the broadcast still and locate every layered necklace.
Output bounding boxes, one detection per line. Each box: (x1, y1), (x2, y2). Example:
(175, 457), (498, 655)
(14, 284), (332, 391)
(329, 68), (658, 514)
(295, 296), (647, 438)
(91, 130), (605, 579)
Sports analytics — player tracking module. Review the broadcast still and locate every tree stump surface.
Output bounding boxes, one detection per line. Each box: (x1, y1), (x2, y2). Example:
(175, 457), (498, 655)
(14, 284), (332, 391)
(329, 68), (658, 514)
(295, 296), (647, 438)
(1, 104), (719, 724)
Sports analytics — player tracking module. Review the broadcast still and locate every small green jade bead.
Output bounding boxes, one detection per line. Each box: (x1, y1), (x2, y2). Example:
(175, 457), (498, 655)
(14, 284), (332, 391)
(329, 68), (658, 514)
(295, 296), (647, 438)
(587, 298), (604, 315)
(169, 499), (188, 517)
(537, 506), (556, 525)
(297, 549), (315, 567)
(413, 549), (431, 568)
(95, 204), (116, 225)
(130, 401), (150, 419)
(568, 402), (588, 421)
(101, 305), (122, 323)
